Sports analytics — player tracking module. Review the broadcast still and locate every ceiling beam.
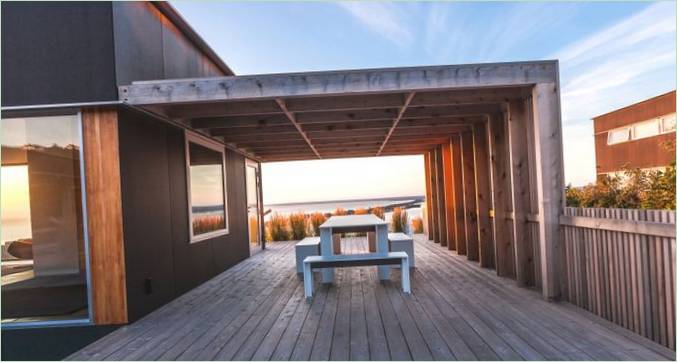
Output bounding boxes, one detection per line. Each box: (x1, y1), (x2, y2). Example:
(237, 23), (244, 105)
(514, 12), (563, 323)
(275, 98), (322, 159)
(377, 92), (415, 156)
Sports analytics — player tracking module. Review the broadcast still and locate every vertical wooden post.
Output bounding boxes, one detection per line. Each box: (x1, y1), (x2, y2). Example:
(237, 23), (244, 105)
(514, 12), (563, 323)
(461, 130), (480, 261)
(532, 82), (565, 300)
(489, 112), (516, 278)
(434, 147), (448, 246)
(442, 141), (457, 250)
(509, 98), (535, 287)
(82, 107), (128, 324)
(474, 120), (495, 268)
(257, 162), (266, 250)
(450, 134), (467, 254)
(423, 152), (433, 239)
(427, 151), (439, 242)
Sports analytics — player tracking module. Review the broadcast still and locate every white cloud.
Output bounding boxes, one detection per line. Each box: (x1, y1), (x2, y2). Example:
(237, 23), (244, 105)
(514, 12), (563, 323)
(336, 1), (413, 47)
(553, 1), (676, 185)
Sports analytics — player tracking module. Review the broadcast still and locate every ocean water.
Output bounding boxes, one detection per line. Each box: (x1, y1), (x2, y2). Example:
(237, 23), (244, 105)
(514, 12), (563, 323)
(264, 196), (424, 225)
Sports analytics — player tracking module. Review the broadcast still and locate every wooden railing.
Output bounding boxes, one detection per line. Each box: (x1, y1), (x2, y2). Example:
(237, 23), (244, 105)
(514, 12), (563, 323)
(560, 207), (675, 349)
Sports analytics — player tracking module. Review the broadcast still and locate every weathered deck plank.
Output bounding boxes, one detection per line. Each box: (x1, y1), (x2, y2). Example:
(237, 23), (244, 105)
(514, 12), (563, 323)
(68, 236), (675, 361)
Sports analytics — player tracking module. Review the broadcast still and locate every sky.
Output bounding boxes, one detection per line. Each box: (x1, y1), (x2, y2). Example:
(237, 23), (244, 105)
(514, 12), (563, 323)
(172, 1), (676, 204)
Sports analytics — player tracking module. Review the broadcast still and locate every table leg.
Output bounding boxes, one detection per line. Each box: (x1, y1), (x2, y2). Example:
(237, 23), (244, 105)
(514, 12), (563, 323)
(320, 227), (334, 283)
(376, 224), (390, 280)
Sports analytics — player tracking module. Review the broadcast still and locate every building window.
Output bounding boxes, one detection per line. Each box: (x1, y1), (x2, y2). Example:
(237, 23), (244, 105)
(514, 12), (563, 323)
(632, 119), (661, 140)
(661, 113), (676, 133)
(607, 127), (630, 145)
(185, 131), (228, 242)
(1, 114), (90, 323)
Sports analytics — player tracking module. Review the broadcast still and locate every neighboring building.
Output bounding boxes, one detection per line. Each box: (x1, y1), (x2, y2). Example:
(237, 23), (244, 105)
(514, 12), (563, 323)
(593, 91), (676, 178)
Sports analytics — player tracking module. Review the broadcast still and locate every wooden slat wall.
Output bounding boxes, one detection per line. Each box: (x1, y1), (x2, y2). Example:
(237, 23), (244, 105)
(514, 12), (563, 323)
(82, 107), (128, 324)
(441, 141), (457, 250)
(450, 134), (467, 254)
(461, 130), (479, 261)
(508, 99), (536, 287)
(561, 207), (676, 349)
(426, 151), (438, 243)
(433, 147), (448, 247)
(423, 152), (433, 239)
(488, 112), (515, 277)
(473, 121), (495, 268)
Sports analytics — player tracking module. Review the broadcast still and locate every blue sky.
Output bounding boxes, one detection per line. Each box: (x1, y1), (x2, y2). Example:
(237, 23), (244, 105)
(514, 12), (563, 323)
(173, 1), (676, 203)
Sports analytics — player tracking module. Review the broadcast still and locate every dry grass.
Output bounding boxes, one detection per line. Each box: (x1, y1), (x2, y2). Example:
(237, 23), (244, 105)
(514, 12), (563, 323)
(333, 208), (348, 216)
(248, 214), (259, 243)
(391, 207), (408, 233)
(309, 212), (327, 236)
(370, 206), (385, 220)
(412, 216), (424, 234)
(193, 214), (225, 235)
(354, 208), (369, 215)
(266, 213), (290, 241)
(289, 212), (308, 240)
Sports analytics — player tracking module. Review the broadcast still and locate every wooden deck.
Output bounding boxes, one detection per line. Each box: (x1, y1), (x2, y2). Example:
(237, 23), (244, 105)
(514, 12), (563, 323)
(69, 236), (675, 361)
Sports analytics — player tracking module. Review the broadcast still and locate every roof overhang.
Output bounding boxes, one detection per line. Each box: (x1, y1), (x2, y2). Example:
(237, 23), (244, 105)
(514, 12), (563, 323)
(119, 60), (558, 162)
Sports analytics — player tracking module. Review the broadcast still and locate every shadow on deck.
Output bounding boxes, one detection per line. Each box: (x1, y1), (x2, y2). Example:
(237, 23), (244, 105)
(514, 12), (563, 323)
(69, 236), (675, 361)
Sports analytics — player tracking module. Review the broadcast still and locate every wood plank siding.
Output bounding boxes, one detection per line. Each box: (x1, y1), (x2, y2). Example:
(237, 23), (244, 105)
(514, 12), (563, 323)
(68, 236), (675, 361)
(82, 108), (128, 324)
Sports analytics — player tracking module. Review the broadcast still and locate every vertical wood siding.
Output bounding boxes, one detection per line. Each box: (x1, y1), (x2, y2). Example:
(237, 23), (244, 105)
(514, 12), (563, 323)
(561, 207), (675, 349)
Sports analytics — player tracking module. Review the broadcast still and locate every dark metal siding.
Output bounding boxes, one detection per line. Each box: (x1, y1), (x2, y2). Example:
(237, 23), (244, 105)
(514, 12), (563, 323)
(118, 108), (250, 321)
(111, 2), (226, 87)
(1, 2), (117, 106)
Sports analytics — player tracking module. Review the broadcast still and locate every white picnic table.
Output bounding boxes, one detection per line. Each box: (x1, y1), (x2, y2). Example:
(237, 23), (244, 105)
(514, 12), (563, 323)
(318, 214), (390, 283)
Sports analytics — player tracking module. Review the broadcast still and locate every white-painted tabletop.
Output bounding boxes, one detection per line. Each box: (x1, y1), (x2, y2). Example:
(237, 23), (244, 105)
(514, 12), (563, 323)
(319, 214), (387, 229)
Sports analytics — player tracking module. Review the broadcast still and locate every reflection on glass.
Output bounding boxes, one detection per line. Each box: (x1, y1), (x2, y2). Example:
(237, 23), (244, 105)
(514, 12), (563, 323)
(246, 164), (260, 245)
(188, 141), (226, 238)
(1, 115), (89, 323)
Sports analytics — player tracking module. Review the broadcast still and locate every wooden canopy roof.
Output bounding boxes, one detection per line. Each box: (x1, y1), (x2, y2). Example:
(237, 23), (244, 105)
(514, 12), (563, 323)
(119, 60), (558, 162)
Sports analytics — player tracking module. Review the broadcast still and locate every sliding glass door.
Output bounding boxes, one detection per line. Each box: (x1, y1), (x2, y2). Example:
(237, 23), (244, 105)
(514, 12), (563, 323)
(245, 160), (262, 251)
(1, 114), (90, 325)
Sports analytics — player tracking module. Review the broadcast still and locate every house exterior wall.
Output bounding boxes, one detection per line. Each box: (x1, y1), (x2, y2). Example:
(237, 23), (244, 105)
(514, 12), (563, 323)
(593, 91), (676, 176)
(117, 108), (250, 321)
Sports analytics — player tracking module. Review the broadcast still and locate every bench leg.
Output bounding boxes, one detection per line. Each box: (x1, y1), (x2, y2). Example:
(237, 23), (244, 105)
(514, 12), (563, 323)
(303, 263), (313, 299)
(401, 257), (411, 293)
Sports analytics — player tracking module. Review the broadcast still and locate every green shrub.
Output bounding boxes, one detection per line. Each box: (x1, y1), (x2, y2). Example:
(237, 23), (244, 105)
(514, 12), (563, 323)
(289, 212), (307, 240)
(565, 163), (675, 210)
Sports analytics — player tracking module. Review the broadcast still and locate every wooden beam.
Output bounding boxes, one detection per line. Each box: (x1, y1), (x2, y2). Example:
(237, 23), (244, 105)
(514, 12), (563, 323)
(411, 87), (529, 107)
(450, 134), (467, 254)
(559, 215), (676, 238)
(434, 146), (448, 246)
(286, 93), (406, 112)
(377, 92), (415, 156)
(275, 98), (322, 159)
(403, 103), (502, 119)
(489, 112), (516, 278)
(461, 130), (480, 261)
(509, 98), (536, 287)
(441, 141), (457, 250)
(473, 120), (495, 268)
(82, 108), (128, 324)
(121, 61), (558, 105)
(531, 82), (565, 301)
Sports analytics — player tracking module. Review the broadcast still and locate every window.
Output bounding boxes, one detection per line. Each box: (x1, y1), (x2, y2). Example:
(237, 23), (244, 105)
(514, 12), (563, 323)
(185, 131), (228, 242)
(1, 114), (90, 323)
(632, 119), (660, 140)
(661, 113), (676, 133)
(607, 127), (630, 145)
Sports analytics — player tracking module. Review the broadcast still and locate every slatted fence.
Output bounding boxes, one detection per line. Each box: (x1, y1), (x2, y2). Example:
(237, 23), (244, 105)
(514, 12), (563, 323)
(560, 207), (675, 349)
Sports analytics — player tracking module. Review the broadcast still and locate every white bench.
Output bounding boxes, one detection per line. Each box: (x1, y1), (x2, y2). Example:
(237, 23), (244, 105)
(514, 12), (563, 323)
(295, 237), (320, 273)
(388, 232), (415, 268)
(303, 252), (410, 298)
